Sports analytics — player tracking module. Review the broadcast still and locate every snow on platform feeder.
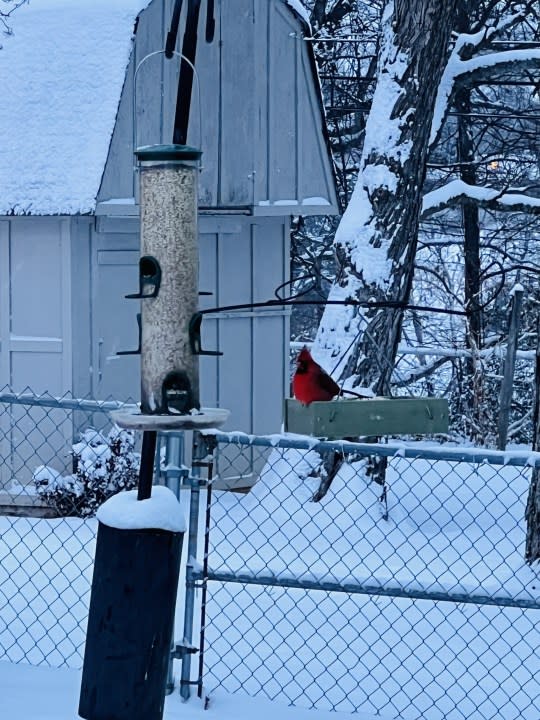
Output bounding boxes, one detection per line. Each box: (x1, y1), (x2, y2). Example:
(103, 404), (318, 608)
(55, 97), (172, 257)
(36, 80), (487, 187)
(111, 405), (230, 431)
(284, 397), (449, 439)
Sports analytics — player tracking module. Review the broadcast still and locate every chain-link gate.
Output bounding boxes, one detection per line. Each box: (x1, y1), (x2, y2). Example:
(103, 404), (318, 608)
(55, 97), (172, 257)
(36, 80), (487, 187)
(186, 433), (540, 720)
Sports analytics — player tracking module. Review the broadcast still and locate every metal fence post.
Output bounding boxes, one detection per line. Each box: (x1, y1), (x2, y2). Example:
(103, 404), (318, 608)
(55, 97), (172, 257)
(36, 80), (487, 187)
(179, 431), (209, 699)
(497, 286), (524, 450)
(165, 431), (186, 695)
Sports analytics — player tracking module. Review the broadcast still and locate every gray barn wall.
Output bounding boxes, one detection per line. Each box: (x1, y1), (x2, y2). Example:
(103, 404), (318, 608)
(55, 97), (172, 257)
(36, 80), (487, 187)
(0, 217), (73, 395)
(87, 214), (290, 435)
(98, 0), (337, 213)
(0, 212), (289, 488)
(0, 216), (75, 487)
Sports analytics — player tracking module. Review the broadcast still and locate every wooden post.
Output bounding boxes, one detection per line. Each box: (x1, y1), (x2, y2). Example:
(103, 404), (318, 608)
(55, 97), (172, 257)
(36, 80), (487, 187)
(497, 285), (524, 450)
(79, 523), (183, 720)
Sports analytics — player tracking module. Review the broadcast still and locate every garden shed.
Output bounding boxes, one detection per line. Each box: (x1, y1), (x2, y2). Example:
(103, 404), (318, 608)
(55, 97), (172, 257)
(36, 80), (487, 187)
(0, 0), (338, 437)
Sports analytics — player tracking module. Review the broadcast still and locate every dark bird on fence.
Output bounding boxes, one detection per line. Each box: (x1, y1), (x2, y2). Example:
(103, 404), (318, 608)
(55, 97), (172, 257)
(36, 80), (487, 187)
(292, 347), (340, 405)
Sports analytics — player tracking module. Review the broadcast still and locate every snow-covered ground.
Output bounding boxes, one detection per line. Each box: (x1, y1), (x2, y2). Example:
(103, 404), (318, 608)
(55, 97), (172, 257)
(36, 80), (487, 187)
(0, 662), (381, 720)
(1, 445), (540, 719)
(0, 516), (95, 667)
(203, 448), (540, 719)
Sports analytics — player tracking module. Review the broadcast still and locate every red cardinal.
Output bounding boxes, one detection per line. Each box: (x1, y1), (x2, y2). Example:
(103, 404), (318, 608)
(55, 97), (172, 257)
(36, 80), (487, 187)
(292, 347), (340, 405)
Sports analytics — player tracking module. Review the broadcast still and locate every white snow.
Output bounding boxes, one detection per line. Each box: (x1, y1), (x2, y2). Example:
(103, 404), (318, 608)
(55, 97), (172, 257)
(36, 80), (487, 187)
(202, 448), (540, 717)
(0, 0), (150, 215)
(326, 0), (412, 288)
(97, 486), (186, 532)
(0, 663), (381, 720)
(2, 445), (540, 718)
(430, 42), (540, 148)
(0, 515), (96, 667)
(422, 179), (540, 216)
(209, 449), (539, 603)
(32, 465), (63, 486)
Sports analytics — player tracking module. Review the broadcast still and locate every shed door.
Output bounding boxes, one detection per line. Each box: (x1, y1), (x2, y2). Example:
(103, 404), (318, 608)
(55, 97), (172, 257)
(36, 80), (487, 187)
(0, 218), (72, 489)
(92, 243), (140, 402)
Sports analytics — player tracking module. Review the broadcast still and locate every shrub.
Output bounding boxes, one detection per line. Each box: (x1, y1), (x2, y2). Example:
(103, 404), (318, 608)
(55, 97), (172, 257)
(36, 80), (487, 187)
(34, 426), (140, 517)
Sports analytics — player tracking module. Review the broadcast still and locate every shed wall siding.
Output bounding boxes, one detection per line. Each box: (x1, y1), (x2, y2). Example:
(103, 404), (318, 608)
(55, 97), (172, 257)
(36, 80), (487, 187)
(90, 216), (289, 435)
(0, 217), (73, 487)
(0, 218), (72, 394)
(98, 0), (337, 213)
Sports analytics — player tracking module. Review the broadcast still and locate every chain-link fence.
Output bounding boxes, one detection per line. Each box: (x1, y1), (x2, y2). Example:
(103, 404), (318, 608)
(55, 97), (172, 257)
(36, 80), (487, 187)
(3, 392), (540, 720)
(0, 390), (191, 670)
(190, 433), (540, 720)
(0, 390), (134, 667)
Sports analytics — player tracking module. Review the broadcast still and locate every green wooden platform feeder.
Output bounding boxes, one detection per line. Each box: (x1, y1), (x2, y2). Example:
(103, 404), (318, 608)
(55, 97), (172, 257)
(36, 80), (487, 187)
(284, 397), (449, 439)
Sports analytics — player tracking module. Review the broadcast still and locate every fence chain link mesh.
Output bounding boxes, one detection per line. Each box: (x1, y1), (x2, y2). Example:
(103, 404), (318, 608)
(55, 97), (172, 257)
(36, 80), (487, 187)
(194, 435), (540, 720)
(0, 390), (133, 667)
(2, 391), (540, 720)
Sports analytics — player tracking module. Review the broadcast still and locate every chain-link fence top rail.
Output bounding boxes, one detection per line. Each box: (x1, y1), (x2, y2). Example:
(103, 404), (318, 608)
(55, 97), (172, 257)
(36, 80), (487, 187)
(199, 433), (540, 720)
(0, 390), (133, 667)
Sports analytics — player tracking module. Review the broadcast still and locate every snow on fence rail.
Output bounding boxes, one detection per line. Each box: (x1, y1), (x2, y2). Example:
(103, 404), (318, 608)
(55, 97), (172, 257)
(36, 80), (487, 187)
(193, 432), (540, 720)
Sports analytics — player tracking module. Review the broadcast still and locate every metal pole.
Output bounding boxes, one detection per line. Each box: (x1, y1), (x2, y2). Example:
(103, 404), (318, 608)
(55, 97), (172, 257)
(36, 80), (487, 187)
(197, 465), (213, 697)
(497, 287), (524, 450)
(138, 430), (158, 500)
(161, 432), (185, 497)
(165, 431), (186, 694)
(180, 431), (205, 699)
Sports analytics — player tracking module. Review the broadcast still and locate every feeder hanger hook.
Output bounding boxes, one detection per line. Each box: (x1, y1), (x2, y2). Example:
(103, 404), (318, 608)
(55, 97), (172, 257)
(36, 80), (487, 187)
(166, 0), (215, 146)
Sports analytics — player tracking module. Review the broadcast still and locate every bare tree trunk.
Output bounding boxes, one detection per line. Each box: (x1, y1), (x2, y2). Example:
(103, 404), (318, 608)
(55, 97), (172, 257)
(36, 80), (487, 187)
(456, 84), (486, 439)
(454, 0), (486, 440)
(313, 0), (459, 395)
(525, 322), (540, 564)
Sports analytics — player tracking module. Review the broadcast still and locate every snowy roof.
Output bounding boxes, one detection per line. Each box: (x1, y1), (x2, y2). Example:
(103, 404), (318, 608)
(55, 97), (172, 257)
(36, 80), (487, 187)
(0, 0), (310, 216)
(0, 0), (149, 216)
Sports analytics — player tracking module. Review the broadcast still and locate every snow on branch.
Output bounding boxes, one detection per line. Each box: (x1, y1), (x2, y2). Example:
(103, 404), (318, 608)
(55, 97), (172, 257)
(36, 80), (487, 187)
(422, 179), (540, 218)
(458, 48), (540, 84)
(430, 21), (540, 150)
(453, 11), (524, 58)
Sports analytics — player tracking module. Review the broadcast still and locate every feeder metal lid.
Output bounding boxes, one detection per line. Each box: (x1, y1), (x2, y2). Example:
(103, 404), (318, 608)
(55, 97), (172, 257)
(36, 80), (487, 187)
(135, 144), (202, 162)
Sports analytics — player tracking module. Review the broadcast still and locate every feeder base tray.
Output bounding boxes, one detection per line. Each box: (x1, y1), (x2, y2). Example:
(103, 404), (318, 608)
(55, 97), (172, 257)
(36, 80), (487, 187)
(111, 406), (229, 431)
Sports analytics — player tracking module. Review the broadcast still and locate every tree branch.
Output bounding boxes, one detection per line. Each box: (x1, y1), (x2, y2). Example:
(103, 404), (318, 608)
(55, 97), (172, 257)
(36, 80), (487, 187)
(422, 179), (540, 218)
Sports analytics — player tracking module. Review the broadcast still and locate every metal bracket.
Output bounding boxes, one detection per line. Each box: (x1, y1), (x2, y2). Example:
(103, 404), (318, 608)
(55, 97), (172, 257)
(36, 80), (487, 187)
(117, 313), (142, 356)
(189, 312), (223, 356)
(171, 643), (199, 660)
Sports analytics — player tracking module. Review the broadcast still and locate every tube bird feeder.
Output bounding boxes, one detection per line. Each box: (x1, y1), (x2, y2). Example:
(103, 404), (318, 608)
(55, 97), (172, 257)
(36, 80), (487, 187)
(138, 144), (201, 415)
(111, 143), (228, 432)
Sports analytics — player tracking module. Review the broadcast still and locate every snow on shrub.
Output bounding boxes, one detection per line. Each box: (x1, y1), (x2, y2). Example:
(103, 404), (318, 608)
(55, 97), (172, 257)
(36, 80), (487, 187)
(33, 426), (140, 517)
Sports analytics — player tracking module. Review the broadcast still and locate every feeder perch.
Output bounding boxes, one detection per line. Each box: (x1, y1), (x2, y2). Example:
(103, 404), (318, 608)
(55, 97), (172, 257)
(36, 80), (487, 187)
(284, 397), (449, 439)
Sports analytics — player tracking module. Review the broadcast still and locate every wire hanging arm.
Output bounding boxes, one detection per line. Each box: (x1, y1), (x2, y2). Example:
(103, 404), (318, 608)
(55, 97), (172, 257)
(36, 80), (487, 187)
(174, 0), (202, 145)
